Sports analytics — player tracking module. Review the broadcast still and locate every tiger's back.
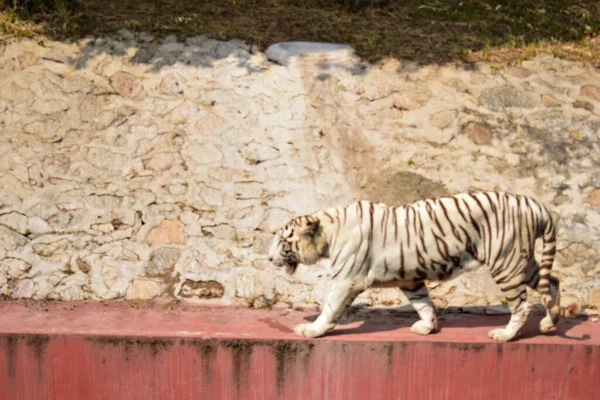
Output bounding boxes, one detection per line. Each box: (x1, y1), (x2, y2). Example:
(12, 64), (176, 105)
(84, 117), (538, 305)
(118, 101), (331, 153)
(340, 192), (553, 289)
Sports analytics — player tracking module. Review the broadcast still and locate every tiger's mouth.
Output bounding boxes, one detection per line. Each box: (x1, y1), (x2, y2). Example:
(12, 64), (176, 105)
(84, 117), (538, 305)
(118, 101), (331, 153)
(284, 259), (299, 275)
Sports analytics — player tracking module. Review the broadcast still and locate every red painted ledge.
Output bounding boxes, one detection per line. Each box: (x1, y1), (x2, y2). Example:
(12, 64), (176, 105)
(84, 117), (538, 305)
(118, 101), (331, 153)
(0, 300), (598, 400)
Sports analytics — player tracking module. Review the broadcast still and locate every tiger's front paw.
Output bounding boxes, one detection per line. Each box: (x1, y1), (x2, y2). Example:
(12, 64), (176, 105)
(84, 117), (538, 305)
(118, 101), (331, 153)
(488, 328), (515, 343)
(410, 320), (436, 336)
(294, 323), (326, 338)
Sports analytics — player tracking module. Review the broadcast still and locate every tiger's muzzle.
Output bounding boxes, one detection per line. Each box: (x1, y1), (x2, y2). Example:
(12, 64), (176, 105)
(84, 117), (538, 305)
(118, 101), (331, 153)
(268, 254), (299, 275)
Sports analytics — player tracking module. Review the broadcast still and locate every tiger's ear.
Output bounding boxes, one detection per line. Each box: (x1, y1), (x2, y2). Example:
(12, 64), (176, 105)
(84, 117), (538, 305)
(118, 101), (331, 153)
(301, 218), (320, 237)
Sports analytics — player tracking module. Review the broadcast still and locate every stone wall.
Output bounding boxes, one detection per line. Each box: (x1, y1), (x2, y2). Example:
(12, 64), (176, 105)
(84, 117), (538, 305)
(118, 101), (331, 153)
(1, 31), (599, 311)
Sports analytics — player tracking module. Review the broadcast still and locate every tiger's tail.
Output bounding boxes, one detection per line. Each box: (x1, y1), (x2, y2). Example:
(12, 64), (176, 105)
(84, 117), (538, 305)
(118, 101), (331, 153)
(538, 208), (579, 330)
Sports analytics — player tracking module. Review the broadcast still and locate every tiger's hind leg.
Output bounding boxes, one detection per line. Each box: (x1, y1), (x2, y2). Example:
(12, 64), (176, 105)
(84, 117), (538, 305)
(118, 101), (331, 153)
(489, 259), (533, 343)
(539, 276), (561, 333)
(401, 281), (438, 336)
(525, 261), (561, 333)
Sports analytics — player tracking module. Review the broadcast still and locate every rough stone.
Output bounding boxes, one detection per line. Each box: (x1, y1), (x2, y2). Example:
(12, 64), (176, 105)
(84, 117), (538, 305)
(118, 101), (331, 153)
(505, 153), (520, 166)
(178, 279), (225, 299)
(143, 152), (182, 171)
(76, 259), (91, 274)
(259, 209), (295, 232)
(241, 143), (280, 165)
(42, 46), (70, 64)
(117, 28), (135, 40)
(24, 216), (51, 235)
(541, 95), (561, 107)
(0, 226), (29, 251)
(480, 85), (537, 111)
(0, 174), (34, 205)
(91, 223), (114, 233)
(589, 289), (600, 308)
(125, 279), (164, 300)
(16, 51), (37, 68)
(132, 45), (157, 63)
(586, 189), (600, 208)
(507, 67), (533, 78)
(463, 122), (493, 145)
(159, 72), (187, 95)
(147, 220), (187, 246)
(252, 231), (274, 255)
(429, 109), (457, 129)
(43, 154), (71, 175)
(185, 143), (223, 165)
(146, 248), (181, 275)
(170, 101), (196, 124)
(33, 239), (71, 259)
(110, 71), (145, 99)
(252, 259), (271, 271)
(32, 98), (69, 114)
(46, 72), (90, 93)
(234, 275), (264, 300)
(0, 212), (28, 234)
(102, 265), (120, 287)
(202, 224), (237, 241)
(1, 82), (34, 103)
(168, 183), (188, 196)
(80, 94), (118, 122)
(92, 111), (116, 129)
(573, 100), (594, 112)
(235, 182), (262, 200)
(252, 296), (269, 309)
(194, 113), (225, 133)
(392, 91), (428, 110)
(86, 147), (127, 171)
(12, 279), (35, 298)
(581, 85), (600, 101)
(555, 244), (599, 278)
(197, 184), (222, 207)
(0, 258), (32, 279)
(24, 120), (63, 139)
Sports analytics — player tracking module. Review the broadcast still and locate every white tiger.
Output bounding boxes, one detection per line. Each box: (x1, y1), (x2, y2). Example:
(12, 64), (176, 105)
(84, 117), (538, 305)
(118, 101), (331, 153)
(267, 191), (578, 343)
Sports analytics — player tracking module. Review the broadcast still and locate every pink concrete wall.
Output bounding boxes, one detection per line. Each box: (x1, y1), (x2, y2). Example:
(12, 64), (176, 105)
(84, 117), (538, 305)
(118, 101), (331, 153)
(1, 334), (598, 399)
(0, 301), (597, 399)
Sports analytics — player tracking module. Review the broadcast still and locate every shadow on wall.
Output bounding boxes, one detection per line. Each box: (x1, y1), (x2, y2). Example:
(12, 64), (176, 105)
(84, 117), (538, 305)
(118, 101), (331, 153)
(2, 0), (600, 67)
(359, 171), (449, 206)
(70, 35), (263, 73)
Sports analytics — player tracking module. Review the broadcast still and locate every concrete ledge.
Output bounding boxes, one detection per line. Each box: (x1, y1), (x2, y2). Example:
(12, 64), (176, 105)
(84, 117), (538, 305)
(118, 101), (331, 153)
(0, 300), (598, 399)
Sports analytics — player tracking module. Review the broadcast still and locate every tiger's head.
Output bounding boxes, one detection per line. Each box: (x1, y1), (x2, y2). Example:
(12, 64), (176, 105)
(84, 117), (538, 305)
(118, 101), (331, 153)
(268, 215), (327, 275)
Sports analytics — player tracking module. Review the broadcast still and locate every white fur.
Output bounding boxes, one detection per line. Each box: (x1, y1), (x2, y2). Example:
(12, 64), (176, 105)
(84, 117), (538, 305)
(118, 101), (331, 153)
(269, 193), (563, 342)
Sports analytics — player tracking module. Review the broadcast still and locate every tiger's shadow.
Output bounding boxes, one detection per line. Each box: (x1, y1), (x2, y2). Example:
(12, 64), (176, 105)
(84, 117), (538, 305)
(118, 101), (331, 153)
(301, 305), (591, 341)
